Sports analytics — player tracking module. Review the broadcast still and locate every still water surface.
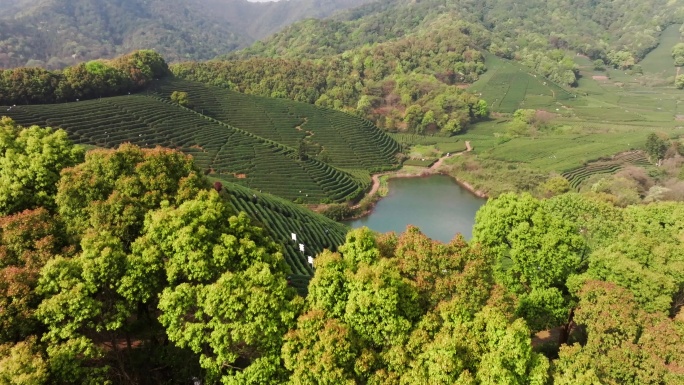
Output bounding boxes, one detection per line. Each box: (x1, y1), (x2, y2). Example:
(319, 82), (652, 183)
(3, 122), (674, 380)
(343, 175), (486, 242)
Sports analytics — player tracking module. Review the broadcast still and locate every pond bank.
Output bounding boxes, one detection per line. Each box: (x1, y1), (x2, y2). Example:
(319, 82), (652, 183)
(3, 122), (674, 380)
(343, 174), (486, 241)
(310, 142), (487, 221)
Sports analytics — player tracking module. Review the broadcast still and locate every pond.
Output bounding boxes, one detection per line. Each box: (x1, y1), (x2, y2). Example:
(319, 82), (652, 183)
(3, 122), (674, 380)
(343, 174), (486, 242)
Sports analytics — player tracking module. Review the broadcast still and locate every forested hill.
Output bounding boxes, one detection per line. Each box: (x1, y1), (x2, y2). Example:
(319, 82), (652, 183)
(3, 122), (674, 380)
(235, 0), (684, 81)
(169, 0), (684, 136)
(0, 0), (373, 69)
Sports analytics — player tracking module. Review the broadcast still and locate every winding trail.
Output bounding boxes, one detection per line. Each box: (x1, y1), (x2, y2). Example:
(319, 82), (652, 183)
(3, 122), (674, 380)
(365, 141), (472, 197)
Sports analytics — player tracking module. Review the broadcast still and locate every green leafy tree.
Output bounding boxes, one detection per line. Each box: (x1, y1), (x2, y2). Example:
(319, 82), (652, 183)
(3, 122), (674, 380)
(473, 193), (586, 292)
(672, 43), (684, 67)
(515, 287), (570, 333)
(36, 144), (206, 383)
(539, 175), (571, 198)
(36, 231), (131, 383)
(403, 105), (424, 133)
(0, 118), (84, 216)
(0, 336), (48, 385)
(552, 281), (684, 384)
(607, 50), (635, 69)
(282, 310), (370, 385)
(676, 74), (684, 89)
(138, 190), (300, 383)
(472, 193), (587, 332)
(420, 110), (436, 131)
(55, 143), (204, 243)
(284, 227), (548, 384)
(474, 99), (489, 119)
(392, 226), (494, 313)
(644, 133), (668, 162)
(513, 109), (536, 124)
(170, 90), (191, 107)
(569, 202), (684, 315)
(592, 59), (606, 71)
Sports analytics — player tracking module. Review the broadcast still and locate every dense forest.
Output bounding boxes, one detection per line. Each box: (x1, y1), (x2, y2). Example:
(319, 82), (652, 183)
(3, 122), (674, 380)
(0, 50), (169, 104)
(0, 118), (682, 384)
(0, 0), (372, 69)
(236, 0), (683, 73)
(169, 0), (683, 134)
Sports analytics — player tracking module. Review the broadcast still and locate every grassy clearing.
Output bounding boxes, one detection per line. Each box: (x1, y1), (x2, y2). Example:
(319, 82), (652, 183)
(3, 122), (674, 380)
(435, 141), (467, 154)
(470, 53), (576, 113)
(407, 144), (442, 158)
(640, 24), (681, 76)
(403, 158), (438, 167)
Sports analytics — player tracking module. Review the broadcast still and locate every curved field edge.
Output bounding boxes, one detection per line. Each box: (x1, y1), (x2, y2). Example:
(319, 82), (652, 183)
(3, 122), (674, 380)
(219, 179), (349, 293)
(1, 92), (387, 203)
(153, 79), (402, 173)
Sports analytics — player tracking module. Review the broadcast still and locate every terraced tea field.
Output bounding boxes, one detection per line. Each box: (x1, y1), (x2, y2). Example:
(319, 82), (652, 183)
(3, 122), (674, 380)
(561, 151), (651, 189)
(221, 180), (349, 292)
(475, 129), (654, 171)
(2, 94), (382, 203)
(470, 53), (577, 113)
(153, 79), (401, 172)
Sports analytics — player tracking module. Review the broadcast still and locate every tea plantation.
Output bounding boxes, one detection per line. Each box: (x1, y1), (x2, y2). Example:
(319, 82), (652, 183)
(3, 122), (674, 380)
(219, 180), (349, 292)
(2, 87), (400, 203)
(153, 79), (401, 172)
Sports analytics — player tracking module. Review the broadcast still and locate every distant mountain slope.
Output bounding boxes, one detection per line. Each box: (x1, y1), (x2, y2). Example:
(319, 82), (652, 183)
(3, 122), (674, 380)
(237, 0), (684, 72)
(0, 0), (374, 69)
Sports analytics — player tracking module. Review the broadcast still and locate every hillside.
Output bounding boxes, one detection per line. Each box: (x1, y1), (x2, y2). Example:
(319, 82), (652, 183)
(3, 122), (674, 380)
(237, 0), (683, 68)
(0, 0), (374, 69)
(154, 79), (401, 171)
(0, 78), (399, 203)
(217, 179), (348, 291)
(172, 0), (683, 137)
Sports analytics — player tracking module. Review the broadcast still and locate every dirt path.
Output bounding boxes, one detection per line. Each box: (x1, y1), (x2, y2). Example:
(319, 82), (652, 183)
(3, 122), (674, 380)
(365, 141), (473, 198)
(367, 173), (385, 197)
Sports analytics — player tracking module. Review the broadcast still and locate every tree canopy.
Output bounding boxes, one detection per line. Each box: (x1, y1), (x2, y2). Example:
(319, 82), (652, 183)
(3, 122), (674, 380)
(0, 119), (683, 384)
(0, 50), (170, 105)
(0, 117), (84, 215)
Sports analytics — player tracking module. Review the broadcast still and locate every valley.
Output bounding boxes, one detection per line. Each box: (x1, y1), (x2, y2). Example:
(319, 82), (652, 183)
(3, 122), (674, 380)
(0, 0), (683, 383)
